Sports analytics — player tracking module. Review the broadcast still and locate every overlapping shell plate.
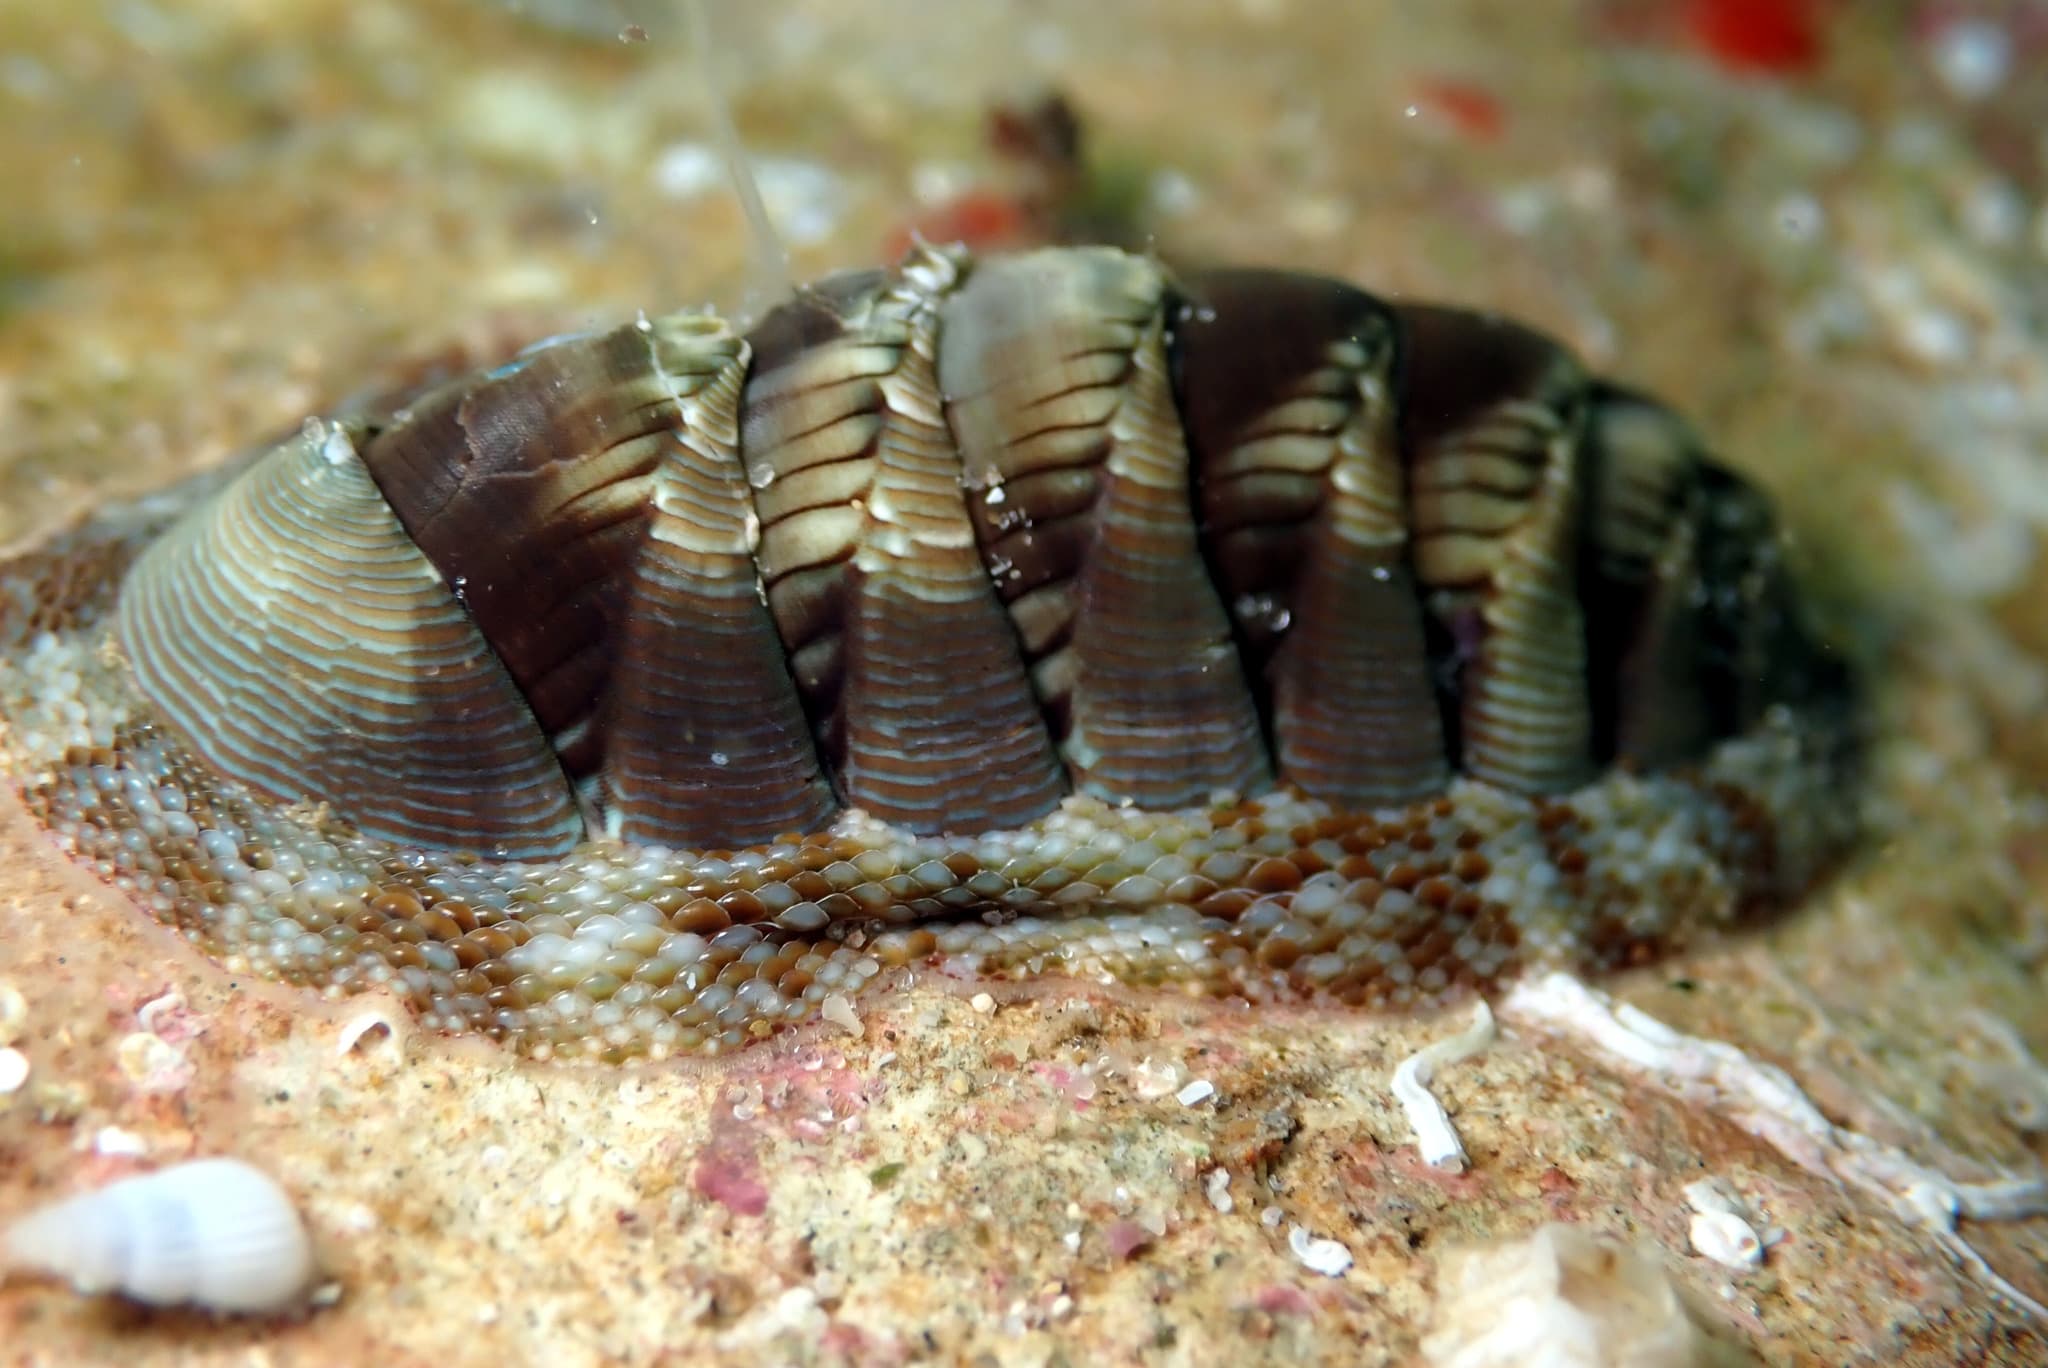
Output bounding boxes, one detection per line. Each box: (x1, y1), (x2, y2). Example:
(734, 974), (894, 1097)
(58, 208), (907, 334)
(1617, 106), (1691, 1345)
(0, 245), (1859, 1062)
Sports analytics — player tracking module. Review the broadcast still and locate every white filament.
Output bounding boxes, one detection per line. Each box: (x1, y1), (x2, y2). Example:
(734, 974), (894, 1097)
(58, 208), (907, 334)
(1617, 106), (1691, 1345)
(1392, 998), (1497, 1171)
(683, 0), (791, 316)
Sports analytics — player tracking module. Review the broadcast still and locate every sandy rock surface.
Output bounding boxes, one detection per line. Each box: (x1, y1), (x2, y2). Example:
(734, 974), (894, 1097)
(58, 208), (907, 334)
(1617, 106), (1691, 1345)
(2, 2), (2046, 1364)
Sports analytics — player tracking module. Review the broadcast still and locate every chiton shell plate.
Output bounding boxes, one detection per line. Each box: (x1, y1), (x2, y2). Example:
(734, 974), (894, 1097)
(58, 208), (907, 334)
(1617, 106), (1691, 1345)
(0, 244), (1858, 1061)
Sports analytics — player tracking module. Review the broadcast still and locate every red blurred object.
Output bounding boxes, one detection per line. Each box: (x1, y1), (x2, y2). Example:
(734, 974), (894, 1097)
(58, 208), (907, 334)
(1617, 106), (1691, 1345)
(884, 189), (1034, 260)
(1684, 0), (1827, 74)
(1411, 77), (1507, 142)
(883, 88), (1091, 259)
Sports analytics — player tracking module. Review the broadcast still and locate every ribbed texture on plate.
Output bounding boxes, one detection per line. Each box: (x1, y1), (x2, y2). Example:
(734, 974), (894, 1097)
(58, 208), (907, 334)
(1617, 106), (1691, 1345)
(1581, 389), (1713, 768)
(601, 319), (837, 848)
(357, 318), (705, 776)
(941, 248), (1269, 808)
(116, 420), (581, 857)
(1174, 268), (1449, 806)
(1398, 305), (1594, 795)
(744, 245), (1065, 832)
(1584, 387), (1701, 579)
(1691, 464), (1818, 735)
(104, 247), (1833, 858)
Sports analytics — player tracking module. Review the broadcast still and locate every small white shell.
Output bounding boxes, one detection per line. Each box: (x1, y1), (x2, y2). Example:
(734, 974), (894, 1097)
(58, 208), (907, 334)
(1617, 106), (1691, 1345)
(1688, 1209), (1765, 1269)
(2, 1157), (317, 1314)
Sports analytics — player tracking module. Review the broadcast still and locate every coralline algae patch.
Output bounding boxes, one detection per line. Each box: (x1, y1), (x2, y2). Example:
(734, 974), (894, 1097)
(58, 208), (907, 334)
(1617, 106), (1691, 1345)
(0, 497), (1857, 1063)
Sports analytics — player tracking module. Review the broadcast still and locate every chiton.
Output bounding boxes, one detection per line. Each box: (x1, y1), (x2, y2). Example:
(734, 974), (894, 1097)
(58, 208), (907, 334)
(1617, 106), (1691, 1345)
(0, 243), (1856, 1060)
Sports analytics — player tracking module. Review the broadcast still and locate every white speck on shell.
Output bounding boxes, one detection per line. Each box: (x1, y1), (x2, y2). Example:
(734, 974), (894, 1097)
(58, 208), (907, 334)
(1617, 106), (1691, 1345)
(0, 1046), (27, 1094)
(1688, 1209), (1764, 1269)
(1683, 1177), (1767, 1268)
(1, 1157), (317, 1315)
(1288, 1224), (1354, 1277)
(335, 1006), (406, 1059)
